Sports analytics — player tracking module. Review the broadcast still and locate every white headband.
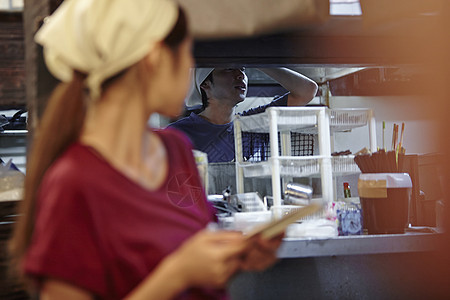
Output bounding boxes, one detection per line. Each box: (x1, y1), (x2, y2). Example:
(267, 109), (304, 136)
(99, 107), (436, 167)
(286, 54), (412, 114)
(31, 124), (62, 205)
(35, 0), (179, 100)
(185, 68), (214, 107)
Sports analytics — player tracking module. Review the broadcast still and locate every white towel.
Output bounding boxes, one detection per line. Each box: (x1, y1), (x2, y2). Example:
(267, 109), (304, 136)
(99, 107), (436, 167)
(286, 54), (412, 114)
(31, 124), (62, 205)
(186, 68), (214, 107)
(35, 0), (178, 100)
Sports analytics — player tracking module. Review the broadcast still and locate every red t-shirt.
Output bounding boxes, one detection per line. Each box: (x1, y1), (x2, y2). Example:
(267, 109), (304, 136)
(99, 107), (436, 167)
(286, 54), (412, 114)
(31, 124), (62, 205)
(24, 128), (225, 299)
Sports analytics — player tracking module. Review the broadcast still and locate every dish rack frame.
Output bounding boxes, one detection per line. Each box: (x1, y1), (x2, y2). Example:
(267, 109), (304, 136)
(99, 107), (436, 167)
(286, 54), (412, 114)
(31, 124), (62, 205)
(233, 107), (377, 209)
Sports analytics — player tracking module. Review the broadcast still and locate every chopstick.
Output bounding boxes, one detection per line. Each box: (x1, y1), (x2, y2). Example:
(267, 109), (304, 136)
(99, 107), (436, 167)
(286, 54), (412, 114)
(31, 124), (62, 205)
(353, 122), (406, 173)
(392, 123), (398, 151)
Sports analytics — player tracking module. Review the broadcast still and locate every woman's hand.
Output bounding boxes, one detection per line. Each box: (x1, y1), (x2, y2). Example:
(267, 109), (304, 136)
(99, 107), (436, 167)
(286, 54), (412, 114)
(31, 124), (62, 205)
(167, 229), (248, 289)
(240, 232), (284, 272)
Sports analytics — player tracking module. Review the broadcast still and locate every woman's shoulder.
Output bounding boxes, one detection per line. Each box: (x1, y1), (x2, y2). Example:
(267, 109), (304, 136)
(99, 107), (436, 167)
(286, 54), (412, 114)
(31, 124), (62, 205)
(42, 143), (99, 187)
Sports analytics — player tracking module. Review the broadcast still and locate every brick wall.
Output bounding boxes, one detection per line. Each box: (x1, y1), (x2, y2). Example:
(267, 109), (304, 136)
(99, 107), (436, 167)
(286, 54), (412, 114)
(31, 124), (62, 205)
(0, 13), (25, 109)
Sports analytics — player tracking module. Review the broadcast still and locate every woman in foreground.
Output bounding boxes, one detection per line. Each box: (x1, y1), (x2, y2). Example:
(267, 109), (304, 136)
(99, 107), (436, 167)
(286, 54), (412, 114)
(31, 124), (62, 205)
(9, 0), (282, 299)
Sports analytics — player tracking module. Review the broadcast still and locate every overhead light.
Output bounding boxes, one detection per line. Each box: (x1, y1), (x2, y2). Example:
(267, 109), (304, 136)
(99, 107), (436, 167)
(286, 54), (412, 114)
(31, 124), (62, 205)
(330, 0), (362, 16)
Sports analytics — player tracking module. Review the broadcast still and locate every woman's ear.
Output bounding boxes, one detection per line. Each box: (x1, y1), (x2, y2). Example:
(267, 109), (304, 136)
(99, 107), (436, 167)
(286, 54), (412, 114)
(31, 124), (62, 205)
(143, 42), (165, 72)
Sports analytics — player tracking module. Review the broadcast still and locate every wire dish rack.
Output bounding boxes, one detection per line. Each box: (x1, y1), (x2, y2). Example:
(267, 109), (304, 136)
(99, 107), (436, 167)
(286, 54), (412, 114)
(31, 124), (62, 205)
(240, 155), (361, 178)
(234, 107), (377, 207)
(330, 108), (370, 132)
(271, 204), (327, 221)
(236, 109), (317, 133)
(235, 108), (372, 134)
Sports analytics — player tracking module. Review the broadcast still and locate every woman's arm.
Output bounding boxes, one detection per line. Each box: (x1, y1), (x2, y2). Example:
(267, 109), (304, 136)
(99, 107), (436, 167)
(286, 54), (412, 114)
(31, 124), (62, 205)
(40, 280), (93, 300)
(259, 67), (318, 106)
(241, 232), (284, 271)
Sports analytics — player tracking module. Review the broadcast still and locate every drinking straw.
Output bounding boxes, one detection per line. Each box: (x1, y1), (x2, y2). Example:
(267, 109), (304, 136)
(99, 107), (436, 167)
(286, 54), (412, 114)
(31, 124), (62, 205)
(398, 153), (404, 172)
(354, 155), (363, 173)
(398, 122), (405, 150)
(379, 149), (387, 173)
(388, 151), (396, 172)
(354, 155), (365, 173)
(369, 153), (377, 173)
(361, 155), (369, 173)
(386, 151), (391, 172)
(393, 123), (405, 168)
(369, 152), (377, 173)
(371, 151), (377, 173)
(354, 154), (371, 173)
(395, 124), (399, 151)
(396, 124), (400, 167)
(395, 139), (400, 169)
(391, 123), (397, 151)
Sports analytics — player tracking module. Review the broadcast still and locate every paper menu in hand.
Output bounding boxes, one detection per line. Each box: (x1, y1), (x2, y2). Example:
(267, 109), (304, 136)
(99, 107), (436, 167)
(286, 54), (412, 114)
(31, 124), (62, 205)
(245, 203), (323, 240)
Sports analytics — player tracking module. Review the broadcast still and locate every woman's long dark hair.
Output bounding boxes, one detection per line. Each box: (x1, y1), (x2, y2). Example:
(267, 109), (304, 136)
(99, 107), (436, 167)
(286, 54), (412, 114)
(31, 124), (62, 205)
(9, 7), (188, 277)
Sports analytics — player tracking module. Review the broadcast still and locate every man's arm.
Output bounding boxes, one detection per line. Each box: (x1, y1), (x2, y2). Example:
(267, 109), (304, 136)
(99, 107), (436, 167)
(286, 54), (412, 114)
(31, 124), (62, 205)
(258, 68), (318, 106)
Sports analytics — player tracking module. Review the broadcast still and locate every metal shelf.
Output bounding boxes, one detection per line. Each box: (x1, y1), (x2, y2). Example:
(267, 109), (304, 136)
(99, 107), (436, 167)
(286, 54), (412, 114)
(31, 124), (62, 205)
(238, 155), (360, 178)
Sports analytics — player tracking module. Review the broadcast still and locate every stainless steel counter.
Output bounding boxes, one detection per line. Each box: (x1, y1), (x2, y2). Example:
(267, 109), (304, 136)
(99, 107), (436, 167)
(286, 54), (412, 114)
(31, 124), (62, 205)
(278, 230), (442, 258)
(230, 230), (450, 300)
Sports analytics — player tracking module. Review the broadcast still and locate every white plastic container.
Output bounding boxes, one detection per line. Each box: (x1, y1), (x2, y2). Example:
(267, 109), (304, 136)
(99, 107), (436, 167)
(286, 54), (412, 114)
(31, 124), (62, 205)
(358, 173), (412, 234)
(233, 211), (272, 233)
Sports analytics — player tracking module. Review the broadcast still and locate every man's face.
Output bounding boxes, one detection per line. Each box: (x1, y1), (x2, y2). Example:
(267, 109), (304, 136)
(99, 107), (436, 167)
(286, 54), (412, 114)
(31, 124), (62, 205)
(202, 67), (248, 106)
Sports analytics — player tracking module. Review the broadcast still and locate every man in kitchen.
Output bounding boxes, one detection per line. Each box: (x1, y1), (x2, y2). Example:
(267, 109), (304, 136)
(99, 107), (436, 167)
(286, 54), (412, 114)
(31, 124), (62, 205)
(169, 67), (318, 162)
